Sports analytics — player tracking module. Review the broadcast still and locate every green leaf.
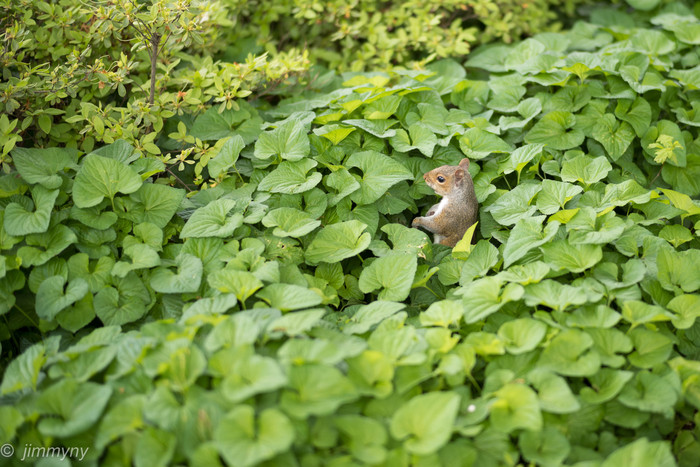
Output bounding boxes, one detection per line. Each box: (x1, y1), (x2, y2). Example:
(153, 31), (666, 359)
(17, 224), (77, 267)
(342, 301), (405, 334)
(618, 371), (678, 414)
(657, 248), (700, 293)
(35, 276), (89, 321)
(420, 300), (464, 328)
(208, 269), (263, 302)
(94, 286), (148, 326)
(591, 114), (636, 160)
(37, 379), (112, 437)
(540, 240), (602, 273)
(3, 185), (59, 235)
(359, 253), (417, 301)
(208, 135), (245, 178)
(215, 406), (295, 467)
(180, 199), (244, 238)
(498, 319), (547, 354)
(11, 147), (78, 189)
(487, 183), (542, 226)
(150, 253), (203, 294)
(254, 117), (310, 161)
(389, 123), (438, 157)
(256, 283), (323, 311)
(280, 364), (358, 418)
(345, 150), (413, 204)
(219, 349), (287, 402)
(525, 111), (585, 150)
(95, 395), (146, 451)
(267, 308), (326, 336)
(560, 154), (612, 185)
(257, 158), (322, 194)
(667, 294), (700, 329)
(490, 383), (542, 433)
(0, 342), (46, 395)
(363, 94), (402, 119)
(134, 427), (176, 467)
(503, 216), (560, 267)
(458, 128), (513, 160)
(519, 426), (570, 466)
(523, 280), (589, 311)
(615, 97), (652, 137)
(457, 277), (524, 323)
(539, 329), (600, 376)
(580, 369), (634, 404)
(602, 438), (675, 467)
(528, 370), (580, 414)
(305, 220), (371, 265)
(262, 207), (321, 237)
(73, 154), (142, 208)
(498, 143), (544, 176)
(390, 392), (460, 455)
(343, 119), (399, 138)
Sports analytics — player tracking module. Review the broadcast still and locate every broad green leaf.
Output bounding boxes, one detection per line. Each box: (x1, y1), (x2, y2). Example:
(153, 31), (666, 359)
(628, 328), (673, 368)
(342, 301), (405, 334)
(525, 111), (584, 150)
(257, 159), (322, 194)
(499, 98), (542, 131)
(591, 114), (635, 160)
(498, 319), (547, 354)
(460, 240), (498, 283)
(540, 240), (602, 273)
(580, 369), (634, 404)
(343, 119), (399, 138)
(150, 253), (203, 294)
(305, 220), (371, 265)
(615, 97), (652, 137)
(215, 406), (294, 467)
(359, 253), (417, 301)
(458, 128), (513, 160)
(94, 287), (148, 326)
(11, 147), (78, 189)
(0, 342), (46, 395)
(257, 283), (322, 311)
(389, 123), (438, 157)
(254, 118), (310, 161)
(280, 364), (358, 418)
(334, 415), (388, 464)
(487, 183), (542, 226)
(498, 143), (544, 176)
(490, 384), (542, 433)
(180, 199), (244, 238)
(602, 438), (675, 467)
(18, 224), (77, 267)
(667, 294), (700, 329)
(267, 308), (326, 336)
(208, 135), (245, 178)
(456, 277), (524, 323)
(363, 94), (402, 119)
(420, 300), (464, 328)
(37, 379), (112, 437)
(503, 216), (559, 267)
(208, 269), (263, 302)
(560, 154), (612, 186)
(35, 276), (89, 321)
(519, 426), (570, 466)
(95, 395), (146, 451)
(523, 280), (590, 311)
(539, 329), (600, 376)
(535, 180), (582, 215)
(123, 183), (185, 229)
(346, 150), (413, 204)
(73, 154), (142, 208)
(618, 371), (678, 414)
(262, 207), (321, 237)
(601, 179), (653, 207)
(528, 370), (580, 414)
(390, 392), (460, 455)
(3, 185), (58, 235)
(134, 427), (176, 467)
(657, 248), (700, 293)
(219, 349), (287, 402)
(313, 124), (355, 145)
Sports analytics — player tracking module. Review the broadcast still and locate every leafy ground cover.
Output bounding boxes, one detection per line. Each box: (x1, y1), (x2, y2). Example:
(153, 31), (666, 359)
(1, 1), (700, 466)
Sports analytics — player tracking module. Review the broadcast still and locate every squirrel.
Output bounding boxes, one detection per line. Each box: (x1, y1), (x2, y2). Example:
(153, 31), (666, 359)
(411, 158), (478, 247)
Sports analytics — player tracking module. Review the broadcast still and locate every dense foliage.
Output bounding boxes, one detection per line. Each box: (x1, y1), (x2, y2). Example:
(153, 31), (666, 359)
(2, 0), (700, 466)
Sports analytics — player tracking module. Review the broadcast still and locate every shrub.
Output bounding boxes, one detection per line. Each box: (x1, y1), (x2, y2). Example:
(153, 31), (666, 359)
(1, 2), (700, 465)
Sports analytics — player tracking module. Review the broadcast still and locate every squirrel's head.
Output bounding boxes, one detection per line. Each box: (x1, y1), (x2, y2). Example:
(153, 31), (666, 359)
(423, 158), (471, 196)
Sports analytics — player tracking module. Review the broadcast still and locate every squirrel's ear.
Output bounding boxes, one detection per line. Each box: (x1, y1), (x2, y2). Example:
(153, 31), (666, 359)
(454, 168), (464, 183)
(459, 158), (470, 170)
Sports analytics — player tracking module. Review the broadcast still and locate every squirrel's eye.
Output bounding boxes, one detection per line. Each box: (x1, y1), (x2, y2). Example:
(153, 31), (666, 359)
(437, 176), (445, 183)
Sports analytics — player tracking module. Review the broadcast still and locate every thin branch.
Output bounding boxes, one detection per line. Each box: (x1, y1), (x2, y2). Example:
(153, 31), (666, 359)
(165, 166), (194, 192)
